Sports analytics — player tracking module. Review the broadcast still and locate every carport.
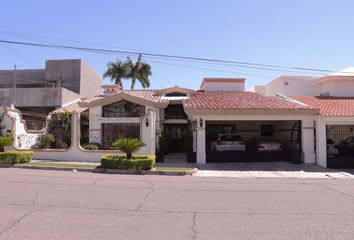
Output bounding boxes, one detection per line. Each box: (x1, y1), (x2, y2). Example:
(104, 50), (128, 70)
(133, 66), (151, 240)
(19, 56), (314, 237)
(205, 120), (301, 162)
(183, 91), (318, 165)
(292, 96), (354, 169)
(326, 124), (354, 168)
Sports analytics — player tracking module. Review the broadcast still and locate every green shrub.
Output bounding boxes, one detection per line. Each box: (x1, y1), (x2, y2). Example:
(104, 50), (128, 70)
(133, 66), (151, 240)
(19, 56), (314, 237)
(82, 142), (102, 150)
(112, 138), (146, 159)
(0, 151), (33, 164)
(47, 110), (71, 149)
(34, 133), (55, 149)
(101, 155), (155, 170)
(0, 134), (13, 152)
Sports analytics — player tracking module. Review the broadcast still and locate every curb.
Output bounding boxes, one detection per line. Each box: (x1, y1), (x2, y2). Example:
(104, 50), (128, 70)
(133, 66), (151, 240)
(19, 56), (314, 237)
(0, 164), (198, 176)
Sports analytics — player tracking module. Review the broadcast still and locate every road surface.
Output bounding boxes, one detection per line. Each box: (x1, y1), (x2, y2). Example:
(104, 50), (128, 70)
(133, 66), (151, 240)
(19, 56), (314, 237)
(0, 168), (354, 240)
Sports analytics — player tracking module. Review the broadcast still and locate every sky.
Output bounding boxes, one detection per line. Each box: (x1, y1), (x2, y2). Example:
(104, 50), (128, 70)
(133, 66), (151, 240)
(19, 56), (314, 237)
(1, 0), (354, 90)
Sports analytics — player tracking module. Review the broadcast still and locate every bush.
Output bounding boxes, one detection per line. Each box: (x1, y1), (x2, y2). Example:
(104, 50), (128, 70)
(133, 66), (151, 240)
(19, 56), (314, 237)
(47, 111), (71, 149)
(112, 138), (146, 159)
(0, 134), (13, 152)
(34, 133), (55, 149)
(101, 155), (155, 170)
(82, 142), (102, 150)
(0, 151), (33, 164)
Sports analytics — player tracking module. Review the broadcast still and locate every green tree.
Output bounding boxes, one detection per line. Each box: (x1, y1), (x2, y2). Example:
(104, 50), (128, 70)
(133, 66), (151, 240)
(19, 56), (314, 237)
(112, 138), (145, 159)
(103, 54), (152, 90)
(126, 54), (152, 90)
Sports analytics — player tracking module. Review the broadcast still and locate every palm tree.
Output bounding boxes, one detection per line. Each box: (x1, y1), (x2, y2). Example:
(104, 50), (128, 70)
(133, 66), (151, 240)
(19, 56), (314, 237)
(112, 137), (146, 159)
(126, 54), (152, 90)
(103, 55), (152, 90)
(103, 60), (131, 88)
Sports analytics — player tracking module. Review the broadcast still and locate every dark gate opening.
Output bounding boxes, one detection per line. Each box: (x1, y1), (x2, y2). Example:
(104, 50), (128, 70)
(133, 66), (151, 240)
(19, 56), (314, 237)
(326, 125), (354, 168)
(206, 120), (302, 163)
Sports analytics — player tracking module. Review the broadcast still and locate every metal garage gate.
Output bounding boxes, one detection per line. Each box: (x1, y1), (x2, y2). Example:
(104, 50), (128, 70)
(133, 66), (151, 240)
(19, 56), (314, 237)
(326, 125), (354, 168)
(205, 120), (302, 163)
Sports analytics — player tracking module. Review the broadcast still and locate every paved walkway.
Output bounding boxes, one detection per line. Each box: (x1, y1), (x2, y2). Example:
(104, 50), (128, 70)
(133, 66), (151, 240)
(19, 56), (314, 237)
(195, 162), (354, 179)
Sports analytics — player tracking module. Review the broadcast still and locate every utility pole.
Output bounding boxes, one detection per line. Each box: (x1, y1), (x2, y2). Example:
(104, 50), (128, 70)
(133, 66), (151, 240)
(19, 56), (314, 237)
(12, 65), (17, 108)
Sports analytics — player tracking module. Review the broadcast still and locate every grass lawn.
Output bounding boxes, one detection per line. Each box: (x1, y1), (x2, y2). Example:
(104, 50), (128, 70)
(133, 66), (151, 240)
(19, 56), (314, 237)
(20, 162), (99, 169)
(155, 167), (195, 171)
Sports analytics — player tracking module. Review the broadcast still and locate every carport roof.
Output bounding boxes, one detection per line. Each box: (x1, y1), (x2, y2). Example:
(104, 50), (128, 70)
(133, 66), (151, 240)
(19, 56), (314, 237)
(291, 96), (354, 117)
(184, 91), (317, 114)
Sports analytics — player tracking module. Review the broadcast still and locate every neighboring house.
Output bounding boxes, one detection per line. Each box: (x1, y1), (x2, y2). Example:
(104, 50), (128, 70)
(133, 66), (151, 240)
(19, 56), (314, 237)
(249, 66), (354, 168)
(0, 59), (102, 114)
(251, 66), (354, 97)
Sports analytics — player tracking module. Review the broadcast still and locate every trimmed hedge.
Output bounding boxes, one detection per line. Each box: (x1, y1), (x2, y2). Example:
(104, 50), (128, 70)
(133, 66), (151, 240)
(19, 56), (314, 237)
(0, 151), (33, 165)
(101, 155), (155, 170)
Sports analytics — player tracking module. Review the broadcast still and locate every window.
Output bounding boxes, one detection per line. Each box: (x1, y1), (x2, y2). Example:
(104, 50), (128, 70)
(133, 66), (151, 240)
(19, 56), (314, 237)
(102, 123), (140, 148)
(260, 125), (273, 137)
(165, 92), (187, 97)
(164, 104), (188, 119)
(103, 100), (145, 118)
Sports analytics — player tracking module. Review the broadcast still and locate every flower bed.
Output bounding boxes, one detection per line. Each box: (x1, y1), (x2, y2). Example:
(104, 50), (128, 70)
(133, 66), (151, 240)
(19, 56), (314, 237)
(101, 155), (155, 170)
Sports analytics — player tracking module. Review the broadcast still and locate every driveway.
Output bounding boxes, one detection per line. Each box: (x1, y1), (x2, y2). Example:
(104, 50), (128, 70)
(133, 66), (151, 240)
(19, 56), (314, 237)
(1, 168), (354, 239)
(193, 162), (354, 178)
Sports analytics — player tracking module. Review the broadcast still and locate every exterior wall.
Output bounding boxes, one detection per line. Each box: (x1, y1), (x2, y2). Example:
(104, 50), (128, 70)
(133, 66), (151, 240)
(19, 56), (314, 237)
(80, 60), (103, 98)
(202, 81), (245, 92)
(259, 77), (317, 96)
(88, 104), (156, 155)
(318, 79), (354, 97)
(0, 87), (79, 107)
(0, 69), (45, 88)
(45, 59), (81, 94)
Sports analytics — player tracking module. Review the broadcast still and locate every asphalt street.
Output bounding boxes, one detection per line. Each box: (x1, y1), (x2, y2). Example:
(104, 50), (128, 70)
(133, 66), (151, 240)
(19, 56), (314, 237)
(0, 168), (354, 240)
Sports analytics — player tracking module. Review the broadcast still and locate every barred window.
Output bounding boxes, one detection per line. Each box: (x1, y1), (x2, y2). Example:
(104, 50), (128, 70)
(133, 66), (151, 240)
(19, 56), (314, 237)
(102, 123), (140, 148)
(102, 100), (145, 118)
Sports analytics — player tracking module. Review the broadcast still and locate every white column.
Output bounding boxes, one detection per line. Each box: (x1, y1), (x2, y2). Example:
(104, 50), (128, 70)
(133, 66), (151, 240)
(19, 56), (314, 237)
(302, 119), (316, 164)
(316, 118), (327, 167)
(196, 127), (206, 164)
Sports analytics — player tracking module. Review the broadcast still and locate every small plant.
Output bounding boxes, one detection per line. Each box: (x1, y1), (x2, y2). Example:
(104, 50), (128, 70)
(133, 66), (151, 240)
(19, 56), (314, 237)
(0, 134), (13, 152)
(112, 138), (145, 159)
(34, 133), (55, 149)
(82, 142), (102, 150)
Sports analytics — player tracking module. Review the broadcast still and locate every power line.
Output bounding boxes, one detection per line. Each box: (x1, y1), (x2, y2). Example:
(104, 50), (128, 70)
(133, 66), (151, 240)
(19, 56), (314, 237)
(0, 39), (347, 75)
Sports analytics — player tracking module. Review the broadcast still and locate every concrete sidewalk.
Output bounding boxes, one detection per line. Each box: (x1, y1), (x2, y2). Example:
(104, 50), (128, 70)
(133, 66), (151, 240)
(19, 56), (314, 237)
(194, 162), (354, 179)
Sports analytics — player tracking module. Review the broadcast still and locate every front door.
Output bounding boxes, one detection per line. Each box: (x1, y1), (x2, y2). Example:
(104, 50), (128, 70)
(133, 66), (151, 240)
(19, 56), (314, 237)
(163, 124), (190, 153)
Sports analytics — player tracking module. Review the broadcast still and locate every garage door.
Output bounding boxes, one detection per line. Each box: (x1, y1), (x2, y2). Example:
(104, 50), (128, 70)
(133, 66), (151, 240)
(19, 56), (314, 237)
(326, 125), (354, 168)
(206, 120), (302, 163)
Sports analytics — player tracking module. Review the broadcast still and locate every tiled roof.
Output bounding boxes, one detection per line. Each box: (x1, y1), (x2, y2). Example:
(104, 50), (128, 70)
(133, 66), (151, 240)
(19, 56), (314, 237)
(184, 91), (315, 112)
(291, 96), (354, 117)
(79, 90), (168, 105)
(54, 101), (88, 113)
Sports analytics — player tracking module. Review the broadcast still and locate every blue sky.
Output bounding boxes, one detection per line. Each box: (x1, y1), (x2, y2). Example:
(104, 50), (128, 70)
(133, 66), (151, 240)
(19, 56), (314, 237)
(1, 0), (354, 90)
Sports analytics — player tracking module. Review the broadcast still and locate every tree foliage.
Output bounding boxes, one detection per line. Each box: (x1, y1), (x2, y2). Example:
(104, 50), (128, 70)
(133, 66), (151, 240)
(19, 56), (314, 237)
(103, 54), (152, 90)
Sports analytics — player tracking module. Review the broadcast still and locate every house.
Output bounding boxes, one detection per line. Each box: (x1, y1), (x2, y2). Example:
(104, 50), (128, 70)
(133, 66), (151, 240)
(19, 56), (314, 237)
(0, 59), (102, 114)
(250, 66), (354, 168)
(74, 78), (318, 165)
(0, 59), (102, 130)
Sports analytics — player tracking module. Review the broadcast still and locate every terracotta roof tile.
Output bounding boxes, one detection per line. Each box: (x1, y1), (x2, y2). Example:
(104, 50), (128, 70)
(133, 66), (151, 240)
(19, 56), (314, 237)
(291, 96), (354, 117)
(79, 90), (167, 105)
(184, 91), (315, 111)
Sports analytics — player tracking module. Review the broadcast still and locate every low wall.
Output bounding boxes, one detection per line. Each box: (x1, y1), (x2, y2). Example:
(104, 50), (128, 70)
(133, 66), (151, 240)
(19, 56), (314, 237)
(33, 113), (151, 162)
